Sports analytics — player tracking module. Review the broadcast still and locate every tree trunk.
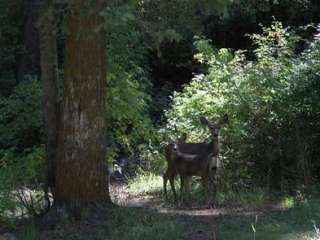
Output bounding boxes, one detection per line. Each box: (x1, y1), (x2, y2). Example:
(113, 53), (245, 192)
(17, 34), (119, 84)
(54, 0), (110, 216)
(270, 136), (282, 191)
(37, 1), (59, 203)
(295, 124), (312, 187)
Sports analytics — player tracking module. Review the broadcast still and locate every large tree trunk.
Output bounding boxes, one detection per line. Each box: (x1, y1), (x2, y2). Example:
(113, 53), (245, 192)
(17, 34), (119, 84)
(37, 1), (59, 204)
(54, 0), (110, 216)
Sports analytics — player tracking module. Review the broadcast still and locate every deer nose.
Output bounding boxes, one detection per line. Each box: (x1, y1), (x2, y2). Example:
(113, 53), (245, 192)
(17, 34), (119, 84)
(213, 129), (220, 137)
(173, 145), (178, 152)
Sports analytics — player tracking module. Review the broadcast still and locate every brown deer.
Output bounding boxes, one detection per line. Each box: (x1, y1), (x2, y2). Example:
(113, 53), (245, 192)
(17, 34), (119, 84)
(163, 115), (228, 205)
(163, 133), (187, 202)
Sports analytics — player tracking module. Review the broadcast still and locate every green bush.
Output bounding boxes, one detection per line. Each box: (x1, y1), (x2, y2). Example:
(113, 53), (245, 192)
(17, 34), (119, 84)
(105, 2), (157, 161)
(164, 21), (320, 191)
(0, 78), (45, 224)
(0, 79), (43, 149)
(0, 146), (45, 224)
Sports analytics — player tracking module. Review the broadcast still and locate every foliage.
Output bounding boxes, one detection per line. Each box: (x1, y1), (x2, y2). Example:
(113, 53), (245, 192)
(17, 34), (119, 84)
(164, 21), (320, 190)
(104, 2), (157, 161)
(135, 0), (232, 55)
(0, 79), (43, 149)
(0, 146), (45, 224)
(0, 79), (45, 224)
(0, 0), (23, 96)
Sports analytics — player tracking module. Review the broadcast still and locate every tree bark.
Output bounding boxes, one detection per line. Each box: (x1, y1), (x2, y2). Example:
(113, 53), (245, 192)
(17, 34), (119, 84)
(37, 1), (59, 203)
(54, 0), (110, 216)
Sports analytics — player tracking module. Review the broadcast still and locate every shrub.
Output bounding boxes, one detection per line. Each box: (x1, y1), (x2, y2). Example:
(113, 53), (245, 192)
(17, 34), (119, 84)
(164, 22), (320, 191)
(0, 79), (43, 149)
(0, 146), (45, 224)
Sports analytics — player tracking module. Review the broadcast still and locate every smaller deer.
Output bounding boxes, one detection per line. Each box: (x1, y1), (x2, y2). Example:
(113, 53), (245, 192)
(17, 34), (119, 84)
(163, 133), (187, 202)
(163, 115), (228, 205)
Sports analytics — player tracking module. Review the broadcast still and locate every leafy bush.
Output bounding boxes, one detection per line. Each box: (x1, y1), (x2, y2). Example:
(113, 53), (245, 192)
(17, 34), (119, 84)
(164, 21), (320, 191)
(0, 146), (45, 224)
(105, 2), (157, 161)
(0, 0), (23, 96)
(0, 80), (45, 223)
(0, 79), (43, 149)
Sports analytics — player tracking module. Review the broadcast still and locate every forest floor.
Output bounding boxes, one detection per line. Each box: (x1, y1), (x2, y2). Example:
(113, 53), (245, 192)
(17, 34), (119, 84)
(108, 180), (320, 240)
(5, 177), (320, 240)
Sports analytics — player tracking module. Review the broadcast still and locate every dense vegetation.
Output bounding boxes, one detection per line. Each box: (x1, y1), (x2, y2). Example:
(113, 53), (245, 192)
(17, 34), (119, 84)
(165, 22), (320, 191)
(1, 0), (320, 237)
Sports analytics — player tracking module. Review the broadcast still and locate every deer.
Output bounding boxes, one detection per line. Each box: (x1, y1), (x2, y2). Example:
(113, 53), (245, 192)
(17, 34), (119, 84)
(163, 133), (187, 202)
(163, 114), (228, 206)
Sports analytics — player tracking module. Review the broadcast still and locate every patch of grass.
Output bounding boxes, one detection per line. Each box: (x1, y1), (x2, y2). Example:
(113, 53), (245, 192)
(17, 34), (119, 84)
(17, 179), (320, 240)
(27, 206), (200, 240)
(281, 195), (295, 209)
(12, 194), (320, 240)
(127, 173), (272, 208)
(217, 189), (270, 208)
(116, 197), (320, 240)
(127, 173), (163, 196)
(107, 207), (188, 240)
(218, 197), (320, 240)
(18, 221), (39, 240)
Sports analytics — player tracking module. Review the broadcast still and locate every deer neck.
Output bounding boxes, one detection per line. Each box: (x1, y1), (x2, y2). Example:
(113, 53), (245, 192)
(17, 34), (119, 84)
(210, 138), (219, 156)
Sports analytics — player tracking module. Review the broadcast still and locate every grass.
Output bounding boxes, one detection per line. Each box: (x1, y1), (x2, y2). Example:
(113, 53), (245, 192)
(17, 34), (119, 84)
(217, 198), (320, 240)
(106, 207), (188, 240)
(124, 173), (320, 240)
(127, 173), (163, 196)
(5, 174), (320, 239)
(15, 198), (320, 240)
(127, 173), (271, 208)
(19, 221), (39, 240)
(18, 207), (197, 240)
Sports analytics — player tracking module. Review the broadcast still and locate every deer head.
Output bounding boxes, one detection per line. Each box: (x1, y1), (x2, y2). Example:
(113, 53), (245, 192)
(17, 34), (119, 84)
(200, 114), (228, 139)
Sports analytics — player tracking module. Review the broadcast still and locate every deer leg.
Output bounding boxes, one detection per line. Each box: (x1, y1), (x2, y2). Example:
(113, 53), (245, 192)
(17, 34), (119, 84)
(163, 171), (169, 201)
(180, 174), (186, 204)
(163, 166), (177, 202)
(180, 174), (184, 195)
(207, 171), (217, 208)
(210, 172), (218, 207)
(181, 176), (191, 205)
(202, 176), (210, 206)
(169, 174), (177, 203)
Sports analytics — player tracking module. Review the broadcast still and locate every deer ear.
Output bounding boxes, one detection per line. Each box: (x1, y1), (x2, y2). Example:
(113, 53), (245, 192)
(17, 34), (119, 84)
(220, 114), (229, 125)
(200, 116), (210, 126)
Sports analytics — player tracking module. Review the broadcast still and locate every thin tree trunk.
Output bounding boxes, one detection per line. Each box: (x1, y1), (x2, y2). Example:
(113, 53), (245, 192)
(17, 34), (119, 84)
(295, 124), (311, 187)
(271, 136), (282, 191)
(37, 1), (59, 204)
(54, 0), (110, 217)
